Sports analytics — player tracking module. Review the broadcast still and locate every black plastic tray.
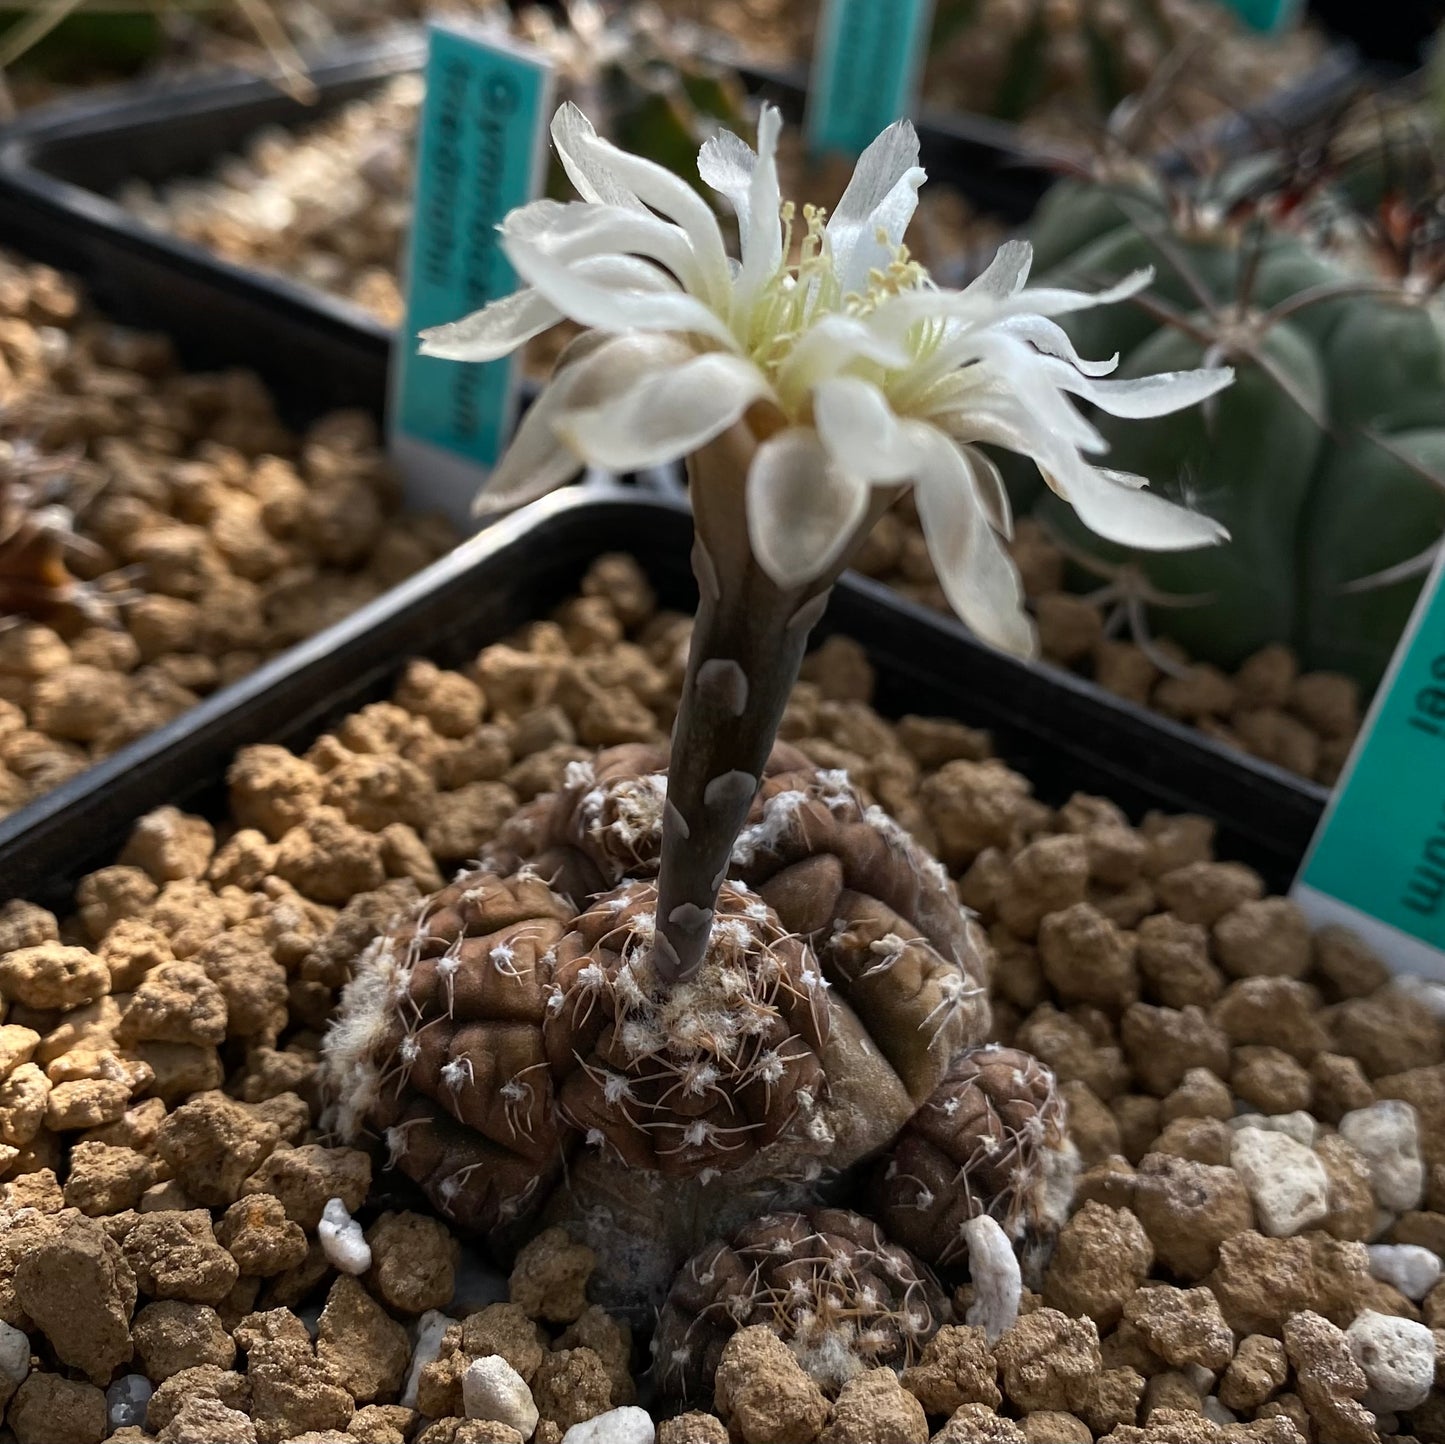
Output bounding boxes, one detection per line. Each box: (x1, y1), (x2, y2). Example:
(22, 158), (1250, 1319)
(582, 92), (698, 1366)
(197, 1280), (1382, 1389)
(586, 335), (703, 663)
(0, 486), (1326, 909)
(1307, 0), (1442, 66)
(0, 32), (425, 423)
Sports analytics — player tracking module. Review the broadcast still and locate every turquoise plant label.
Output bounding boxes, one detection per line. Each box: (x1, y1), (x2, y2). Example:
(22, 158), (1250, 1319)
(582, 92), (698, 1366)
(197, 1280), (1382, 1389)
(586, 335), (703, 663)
(390, 20), (553, 524)
(806, 0), (937, 159)
(1217, 0), (1303, 34)
(1295, 551), (1445, 981)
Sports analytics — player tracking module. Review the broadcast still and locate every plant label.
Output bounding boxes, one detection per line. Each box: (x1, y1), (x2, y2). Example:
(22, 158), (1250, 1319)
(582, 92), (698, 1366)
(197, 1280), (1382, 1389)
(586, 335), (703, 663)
(1217, 0), (1305, 33)
(390, 19), (554, 526)
(1294, 548), (1445, 981)
(806, 0), (937, 159)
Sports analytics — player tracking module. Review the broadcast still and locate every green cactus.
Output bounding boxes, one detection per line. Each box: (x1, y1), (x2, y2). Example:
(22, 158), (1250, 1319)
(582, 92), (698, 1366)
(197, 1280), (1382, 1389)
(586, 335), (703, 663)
(0, 6), (164, 82)
(928, 0), (1194, 125)
(1018, 161), (1445, 694)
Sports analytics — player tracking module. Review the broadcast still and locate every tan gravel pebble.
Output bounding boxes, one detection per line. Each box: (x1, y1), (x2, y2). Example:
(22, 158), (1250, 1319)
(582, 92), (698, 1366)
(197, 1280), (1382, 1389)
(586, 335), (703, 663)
(715, 1326), (829, 1444)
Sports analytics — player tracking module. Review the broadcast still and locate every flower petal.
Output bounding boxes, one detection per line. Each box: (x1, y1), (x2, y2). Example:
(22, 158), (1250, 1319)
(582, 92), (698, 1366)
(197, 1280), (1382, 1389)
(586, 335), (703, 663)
(813, 376), (920, 483)
(773, 314), (912, 398)
(747, 428), (870, 589)
(909, 425), (1035, 657)
(994, 266), (1155, 320)
(419, 256), (675, 363)
(1053, 364), (1236, 419)
(505, 232), (737, 347)
(996, 314), (1118, 377)
(550, 103), (731, 309)
(698, 126), (758, 230)
(419, 287), (561, 364)
(475, 333), (691, 514)
(551, 103), (644, 211)
(736, 106), (784, 310)
(826, 120), (926, 295)
(1050, 459), (1230, 551)
(553, 352), (770, 470)
(966, 446), (1013, 539)
(503, 200), (702, 284)
(961, 239), (1033, 301)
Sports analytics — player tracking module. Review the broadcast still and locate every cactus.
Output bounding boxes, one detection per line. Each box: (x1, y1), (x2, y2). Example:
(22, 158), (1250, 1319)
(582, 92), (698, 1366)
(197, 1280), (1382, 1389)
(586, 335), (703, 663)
(873, 1045), (1077, 1270)
(653, 1208), (950, 1400)
(362, 101), (1225, 1318)
(326, 743), (992, 1308)
(929, 0), (1191, 126)
(1015, 158), (1445, 693)
(0, 7), (163, 84)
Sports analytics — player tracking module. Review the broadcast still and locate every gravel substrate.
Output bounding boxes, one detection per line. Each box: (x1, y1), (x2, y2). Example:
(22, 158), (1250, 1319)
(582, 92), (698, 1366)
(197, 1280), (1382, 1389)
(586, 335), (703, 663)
(0, 252), (457, 822)
(116, 70), (1003, 332)
(651, 0), (1326, 146)
(856, 505), (1361, 787)
(0, 551), (1439, 1443)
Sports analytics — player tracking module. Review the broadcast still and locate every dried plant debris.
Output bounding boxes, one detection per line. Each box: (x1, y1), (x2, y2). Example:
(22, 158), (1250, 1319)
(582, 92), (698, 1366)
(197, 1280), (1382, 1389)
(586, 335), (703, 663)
(0, 551), (1439, 1443)
(0, 250), (456, 821)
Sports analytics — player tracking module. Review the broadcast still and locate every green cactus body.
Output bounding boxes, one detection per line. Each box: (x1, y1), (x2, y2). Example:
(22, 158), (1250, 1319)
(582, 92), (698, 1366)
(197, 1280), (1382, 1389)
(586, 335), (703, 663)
(1022, 177), (1445, 693)
(1050, 320), (1327, 665)
(931, 0), (1178, 125)
(1301, 430), (1445, 682)
(0, 9), (163, 79)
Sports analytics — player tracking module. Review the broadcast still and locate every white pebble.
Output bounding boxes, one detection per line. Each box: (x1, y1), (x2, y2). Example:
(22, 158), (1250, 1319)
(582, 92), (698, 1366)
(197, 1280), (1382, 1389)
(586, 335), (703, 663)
(1227, 1111), (1317, 1147)
(1367, 1243), (1443, 1301)
(562, 1405), (656, 1444)
(1229, 1127), (1330, 1236)
(1346, 1310), (1436, 1412)
(0, 1321), (29, 1386)
(463, 1354), (539, 1438)
(1391, 974), (1445, 1021)
(105, 1374), (152, 1430)
(963, 1214), (1021, 1344)
(401, 1309), (454, 1409)
(318, 1196), (372, 1275)
(1339, 1101), (1426, 1212)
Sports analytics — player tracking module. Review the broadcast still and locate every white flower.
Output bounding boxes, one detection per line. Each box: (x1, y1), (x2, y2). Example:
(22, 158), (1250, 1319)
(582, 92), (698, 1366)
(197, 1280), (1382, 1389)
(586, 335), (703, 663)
(421, 103), (1232, 655)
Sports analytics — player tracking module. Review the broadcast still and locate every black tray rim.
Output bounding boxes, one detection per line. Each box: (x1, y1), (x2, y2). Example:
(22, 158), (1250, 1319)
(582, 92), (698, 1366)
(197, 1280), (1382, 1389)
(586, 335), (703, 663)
(0, 485), (1328, 905)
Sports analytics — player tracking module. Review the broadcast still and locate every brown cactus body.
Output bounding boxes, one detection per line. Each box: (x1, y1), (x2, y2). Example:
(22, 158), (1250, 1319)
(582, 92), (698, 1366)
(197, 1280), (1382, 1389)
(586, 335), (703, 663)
(325, 744), (991, 1307)
(653, 1207), (950, 1401)
(874, 1045), (1076, 1267)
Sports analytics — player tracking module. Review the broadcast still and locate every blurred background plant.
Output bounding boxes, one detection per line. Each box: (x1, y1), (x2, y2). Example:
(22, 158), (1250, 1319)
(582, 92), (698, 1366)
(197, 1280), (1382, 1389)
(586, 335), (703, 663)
(996, 92), (1445, 698)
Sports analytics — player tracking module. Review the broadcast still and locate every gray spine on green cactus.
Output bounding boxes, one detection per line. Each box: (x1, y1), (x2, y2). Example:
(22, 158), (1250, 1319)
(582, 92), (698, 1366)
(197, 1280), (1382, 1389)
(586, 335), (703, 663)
(324, 742), (990, 1309)
(653, 1207), (950, 1401)
(873, 1045), (1078, 1270)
